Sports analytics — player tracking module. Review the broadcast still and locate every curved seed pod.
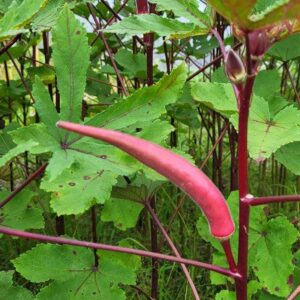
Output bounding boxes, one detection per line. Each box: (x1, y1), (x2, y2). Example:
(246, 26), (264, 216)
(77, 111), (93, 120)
(57, 121), (235, 240)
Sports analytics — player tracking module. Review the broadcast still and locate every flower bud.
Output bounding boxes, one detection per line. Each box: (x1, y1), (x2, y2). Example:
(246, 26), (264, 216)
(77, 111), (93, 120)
(248, 30), (269, 59)
(224, 47), (246, 84)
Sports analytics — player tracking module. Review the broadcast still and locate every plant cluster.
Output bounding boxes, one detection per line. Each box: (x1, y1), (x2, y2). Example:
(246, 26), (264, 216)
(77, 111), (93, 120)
(0, 0), (300, 299)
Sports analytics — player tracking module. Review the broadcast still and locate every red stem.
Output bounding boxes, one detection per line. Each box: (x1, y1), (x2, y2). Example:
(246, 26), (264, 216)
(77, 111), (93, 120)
(104, 0), (130, 27)
(287, 285), (300, 300)
(235, 35), (256, 300)
(244, 195), (300, 206)
(87, 3), (129, 96)
(0, 226), (240, 278)
(0, 163), (48, 209)
(0, 34), (20, 56)
(221, 240), (237, 272)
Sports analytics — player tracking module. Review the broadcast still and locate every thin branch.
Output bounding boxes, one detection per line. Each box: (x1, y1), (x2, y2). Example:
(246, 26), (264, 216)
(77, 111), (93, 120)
(6, 50), (35, 103)
(0, 163), (48, 209)
(87, 3), (129, 96)
(129, 285), (153, 300)
(101, 0), (122, 21)
(0, 226), (240, 278)
(211, 28), (226, 57)
(284, 62), (300, 106)
(145, 201), (201, 300)
(105, 0), (130, 27)
(200, 122), (229, 170)
(0, 34), (20, 56)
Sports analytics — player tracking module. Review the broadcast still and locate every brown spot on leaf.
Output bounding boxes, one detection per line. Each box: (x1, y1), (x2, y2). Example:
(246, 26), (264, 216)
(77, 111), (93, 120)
(76, 30), (81, 35)
(100, 155), (107, 159)
(68, 182), (76, 187)
(261, 230), (267, 237)
(83, 176), (91, 180)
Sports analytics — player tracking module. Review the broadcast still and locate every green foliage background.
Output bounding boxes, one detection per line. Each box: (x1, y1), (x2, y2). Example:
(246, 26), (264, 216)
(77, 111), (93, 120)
(0, 0), (299, 299)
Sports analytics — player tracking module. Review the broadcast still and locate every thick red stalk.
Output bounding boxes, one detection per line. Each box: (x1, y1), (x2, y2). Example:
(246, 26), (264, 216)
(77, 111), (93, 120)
(0, 226), (240, 278)
(235, 35), (256, 300)
(57, 121), (235, 240)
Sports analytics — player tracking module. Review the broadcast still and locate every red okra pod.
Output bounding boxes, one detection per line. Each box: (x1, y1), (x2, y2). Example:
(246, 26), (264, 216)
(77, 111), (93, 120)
(57, 121), (235, 240)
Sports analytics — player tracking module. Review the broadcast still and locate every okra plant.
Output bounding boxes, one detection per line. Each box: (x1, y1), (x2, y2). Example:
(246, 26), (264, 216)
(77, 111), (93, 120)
(0, 0), (300, 299)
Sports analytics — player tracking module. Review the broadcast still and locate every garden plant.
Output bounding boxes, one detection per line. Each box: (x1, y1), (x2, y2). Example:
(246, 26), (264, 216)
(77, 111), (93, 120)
(0, 0), (300, 299)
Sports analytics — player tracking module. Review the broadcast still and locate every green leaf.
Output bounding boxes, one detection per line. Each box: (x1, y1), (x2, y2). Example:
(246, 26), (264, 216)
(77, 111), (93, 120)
(0, 189), (44, 230)
(197, 191), (298, 297)
(192, 77), (300, 160)
(0, 271), (33, 300)
(41, 159), (118, 215)
(206, 0), (255, 29)
(13, 243), (140, 300)
(275, 142), (300, 175)
(229, 96), (300, 160)
(0, 140), (37, 167)
(0, 123), (60, 167)
(85, 63), (187, 130)
(27, 66), (55, 84)
(52, 5), (90, 124)
(268, 33), (300, 61)
(254, 70), (281, 98)
(44, 149), (76, 182)
(86, 69), (112, 97)
(245, 98), (300, 160)
(258, 291), (284, 300)
(101, 198), (144, 231)
(13, 244), (94, 283)
(0, 0), (48, 40)
(115, 49), (146, 79)
(104, 14), (207, 38)
(0, 45), (26, 64)
(31, 0), (65, 31)
(207, 0), (300, 30)
(135, 119), (174, 143)
(150, 0), (212, 27)
(191, 82), (237, 117)
(32, 76), (61, 141)
(10, 123), (60, 154)
(0, 0), (14, 13)
(0, 123), (18, 155)
(250, 216), (298, 297)
(215, 290), (236, 300)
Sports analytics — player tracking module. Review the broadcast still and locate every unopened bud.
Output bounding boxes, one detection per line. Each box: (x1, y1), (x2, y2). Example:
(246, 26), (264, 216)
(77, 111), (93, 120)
(248, 30), (269, 60)
(224, 47), (246, 84)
